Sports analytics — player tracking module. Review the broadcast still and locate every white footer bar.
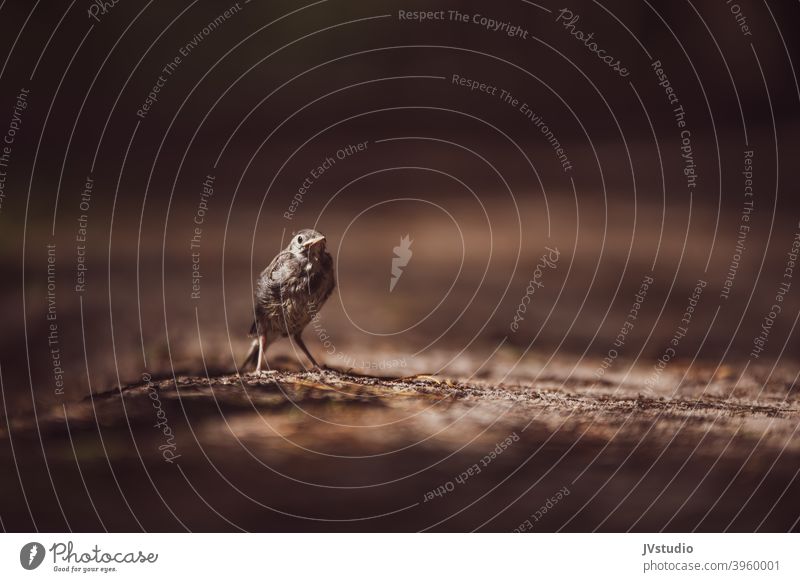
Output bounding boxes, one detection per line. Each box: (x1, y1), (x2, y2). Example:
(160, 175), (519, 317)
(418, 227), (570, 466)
(0, 533), (795, 581)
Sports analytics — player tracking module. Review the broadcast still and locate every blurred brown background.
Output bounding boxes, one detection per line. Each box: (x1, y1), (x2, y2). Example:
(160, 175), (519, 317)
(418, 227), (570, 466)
(0, 0), (799, 531)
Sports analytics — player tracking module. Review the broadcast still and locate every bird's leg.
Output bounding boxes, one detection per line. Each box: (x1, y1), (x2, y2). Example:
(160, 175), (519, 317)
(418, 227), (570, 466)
(256, 333), (268, 374)
(293, 333), (320, 369)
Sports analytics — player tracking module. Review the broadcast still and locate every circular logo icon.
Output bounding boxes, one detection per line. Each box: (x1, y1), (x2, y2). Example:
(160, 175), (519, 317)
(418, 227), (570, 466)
(19, 542), (45, 570)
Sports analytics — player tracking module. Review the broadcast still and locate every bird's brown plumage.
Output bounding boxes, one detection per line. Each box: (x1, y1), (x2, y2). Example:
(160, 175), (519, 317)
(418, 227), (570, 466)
(244, 229), (335, 371)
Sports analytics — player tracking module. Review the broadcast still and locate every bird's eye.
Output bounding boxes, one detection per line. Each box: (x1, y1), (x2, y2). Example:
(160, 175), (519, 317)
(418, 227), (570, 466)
(296, 235), (303, 244)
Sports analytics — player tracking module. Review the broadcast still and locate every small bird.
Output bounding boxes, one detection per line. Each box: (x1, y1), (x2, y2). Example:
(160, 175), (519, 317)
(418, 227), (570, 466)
(242, 229), (335, 373)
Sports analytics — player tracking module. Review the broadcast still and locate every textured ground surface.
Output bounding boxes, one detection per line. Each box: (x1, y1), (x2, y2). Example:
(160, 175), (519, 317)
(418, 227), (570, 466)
(3, 355), (799, 532)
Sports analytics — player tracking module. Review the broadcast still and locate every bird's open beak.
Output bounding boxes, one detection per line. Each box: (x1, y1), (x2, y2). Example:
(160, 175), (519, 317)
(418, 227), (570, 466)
(302, 235), (325, 248)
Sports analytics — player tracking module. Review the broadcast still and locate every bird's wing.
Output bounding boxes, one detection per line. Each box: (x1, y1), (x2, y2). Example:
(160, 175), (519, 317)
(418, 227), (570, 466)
(266, 251), (301, 287)
(250, 251), (300, 335)
(257, 251), (301, 298)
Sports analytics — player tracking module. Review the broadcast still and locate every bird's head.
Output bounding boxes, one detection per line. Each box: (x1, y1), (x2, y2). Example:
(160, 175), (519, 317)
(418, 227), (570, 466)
(289, 229), (327, 257)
